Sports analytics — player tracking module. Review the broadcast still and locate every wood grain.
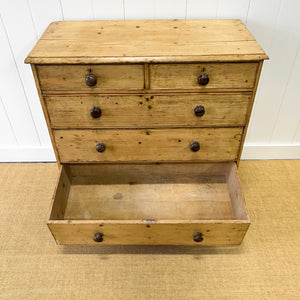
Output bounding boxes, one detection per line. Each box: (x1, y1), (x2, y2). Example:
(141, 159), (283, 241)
(53, 128), (243, 162)
(38, 19), (256, 42)
(237, 61), (264, 165)
(226, 162), (249, 220)
(45, 94), (251, 129)
(49, 165), (70, 220)
(48, 162), (249, 245)
(64, 163), (241, 221)
(64, 183), (233, 220)
(36, 64), (144, 91)
(30, 65), (62, 163)
(150, 63), (258, 90)
(68, 162), (229, 183)
(48, 222), (250, 245)
(25, 19), (268, 64)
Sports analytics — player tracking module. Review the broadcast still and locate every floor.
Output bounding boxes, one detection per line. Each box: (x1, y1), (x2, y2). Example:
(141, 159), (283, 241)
(0, 161), (299, 299)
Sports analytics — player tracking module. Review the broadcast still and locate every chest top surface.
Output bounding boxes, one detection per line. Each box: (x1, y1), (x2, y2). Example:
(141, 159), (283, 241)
(25, 19), (268, 64)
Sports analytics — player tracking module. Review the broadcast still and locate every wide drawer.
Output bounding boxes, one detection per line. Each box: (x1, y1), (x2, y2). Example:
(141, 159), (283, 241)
(53, 128), (243, 162)
(36, 64), (144, 91)
(150, 63), (258, 90)
(45, 94), (251, 129)
(48, 162), (250, 245)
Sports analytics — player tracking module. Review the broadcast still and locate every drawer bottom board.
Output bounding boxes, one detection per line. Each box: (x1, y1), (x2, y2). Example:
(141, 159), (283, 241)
(48, 162), (250, 245)
(64, 181), (233, 220)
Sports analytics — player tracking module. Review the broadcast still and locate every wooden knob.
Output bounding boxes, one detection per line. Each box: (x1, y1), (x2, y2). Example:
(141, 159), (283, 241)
(193, 232), (203, 242)
(85, 74), (97, 86)
(198, 73), (209, 86)
(90, 106), (102, 118)
(194, 105), (205, 117)
(190, 141), (200, 152)
(96, 142), (106, 153)
(93, 232), (103, 243)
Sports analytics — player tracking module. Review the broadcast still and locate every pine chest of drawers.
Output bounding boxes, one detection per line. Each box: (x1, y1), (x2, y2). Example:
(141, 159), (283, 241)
(25, 19), (267, 245)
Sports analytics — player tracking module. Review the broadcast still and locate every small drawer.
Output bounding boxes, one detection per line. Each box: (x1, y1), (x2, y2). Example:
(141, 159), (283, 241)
(48, 162), (250, 245)
(45, 94), (251, 129)
(53, 128), (243, 163)
(36, 64), (144, 92)
(149, 63), (258, 90)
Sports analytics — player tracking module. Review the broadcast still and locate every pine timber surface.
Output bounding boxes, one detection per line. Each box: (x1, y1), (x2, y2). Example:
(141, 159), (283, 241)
(45, 94), (251, 129)
(25, 19), (268, 64)
(53, 128), (243, 162)
(48, 162), (249, 245)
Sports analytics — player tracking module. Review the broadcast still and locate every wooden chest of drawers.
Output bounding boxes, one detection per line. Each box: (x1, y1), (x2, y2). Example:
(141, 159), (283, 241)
(25, 19), (267, 245)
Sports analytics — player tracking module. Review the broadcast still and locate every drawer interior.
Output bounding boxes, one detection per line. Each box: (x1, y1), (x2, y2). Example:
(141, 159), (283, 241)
(50, 162), (249, 222)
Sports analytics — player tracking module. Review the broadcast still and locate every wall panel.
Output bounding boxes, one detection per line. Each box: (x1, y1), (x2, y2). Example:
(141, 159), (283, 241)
(61, 0), (94, 20)
(0, 1), (51, 146)
(124, 0), (155, 19)
(92, 0), (124, 20)
(0, 13), (40, 146)
(217, 0), (250, 23)
(245, 0), (299, 146)
(186, 0), (218, 19)
(293, 124), (300, 144)
(0, 95), (17, 146)
(271, 45), (300, 143)
(28, 0), (63, 38)
(155, 0), (186, 19)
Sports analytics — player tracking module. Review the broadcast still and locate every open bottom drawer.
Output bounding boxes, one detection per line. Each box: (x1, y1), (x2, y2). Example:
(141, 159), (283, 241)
(48, 162), (250, 245)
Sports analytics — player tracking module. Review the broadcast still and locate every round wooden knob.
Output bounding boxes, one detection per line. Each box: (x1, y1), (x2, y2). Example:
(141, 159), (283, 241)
(93, 232), (103, 243)
(193, 232), (203, 243)
(85, 74), (97, 86)
(190, 141), (200, 152)
(198, 73), (209, 86)
(90, 106), (102, 118)
(194, 105), (205, 117)
(96, 142), (106, 153)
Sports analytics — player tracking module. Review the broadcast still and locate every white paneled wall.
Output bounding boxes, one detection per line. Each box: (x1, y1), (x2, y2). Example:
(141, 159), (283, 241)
(0, 0), (299, 162)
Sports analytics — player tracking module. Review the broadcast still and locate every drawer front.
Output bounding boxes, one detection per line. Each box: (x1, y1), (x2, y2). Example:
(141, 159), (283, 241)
(45, 94), (251, 129)
(150, 63), (258, 90)
(37, 64), (145, 91)
(53, 128), (243, 162)
(48, 222), (249, 245)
